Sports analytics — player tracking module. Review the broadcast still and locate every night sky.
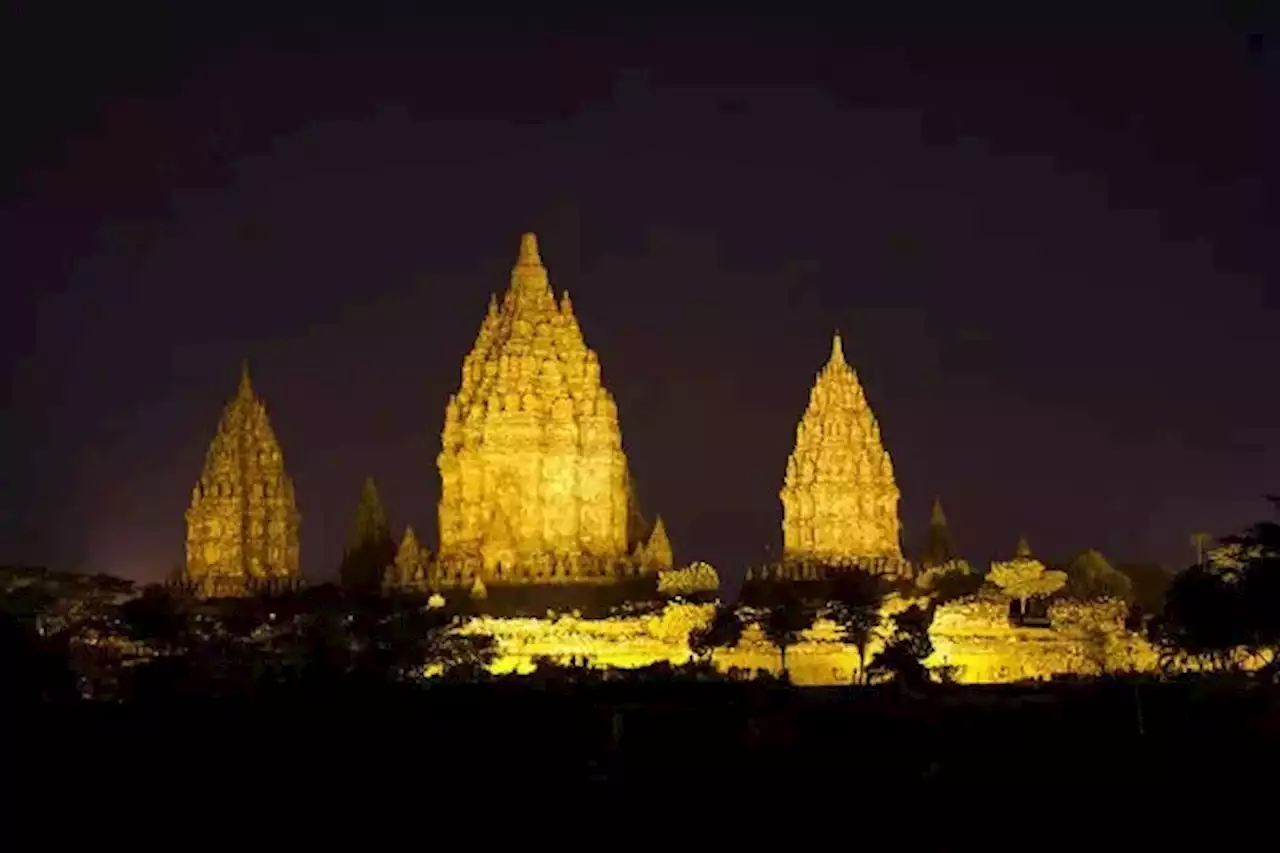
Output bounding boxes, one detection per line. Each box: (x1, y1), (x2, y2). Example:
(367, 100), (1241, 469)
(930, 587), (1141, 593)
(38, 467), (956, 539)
(4, 7), (1275, 587)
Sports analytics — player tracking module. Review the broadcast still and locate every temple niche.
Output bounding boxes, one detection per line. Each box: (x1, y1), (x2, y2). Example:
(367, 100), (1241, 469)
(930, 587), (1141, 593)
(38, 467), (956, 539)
(436, 233), (634, 585)
(184, 362), (301, 597)
(779, 333), (904, 571)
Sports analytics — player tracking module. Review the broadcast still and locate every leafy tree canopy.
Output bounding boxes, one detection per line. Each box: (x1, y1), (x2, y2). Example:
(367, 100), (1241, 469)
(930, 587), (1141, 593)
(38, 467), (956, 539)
(1066, 549), (1133, 602)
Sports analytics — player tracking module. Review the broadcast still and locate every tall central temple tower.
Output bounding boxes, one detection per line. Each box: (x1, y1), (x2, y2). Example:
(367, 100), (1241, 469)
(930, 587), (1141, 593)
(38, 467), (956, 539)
(436, 233), (630, 584)
(185, 363), (301, 596)
(780, 333), (903, 569)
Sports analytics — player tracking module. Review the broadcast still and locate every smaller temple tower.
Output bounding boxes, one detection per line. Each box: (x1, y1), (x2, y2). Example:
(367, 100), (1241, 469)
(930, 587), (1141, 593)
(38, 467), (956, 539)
(780, 332), (903, 569)
(921, 497), (955, 567)
(184, 362), (301, 596)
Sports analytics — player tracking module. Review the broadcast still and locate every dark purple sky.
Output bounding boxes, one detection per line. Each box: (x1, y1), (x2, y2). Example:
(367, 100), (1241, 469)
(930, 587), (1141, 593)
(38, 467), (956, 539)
(3, 7), (1275, 586)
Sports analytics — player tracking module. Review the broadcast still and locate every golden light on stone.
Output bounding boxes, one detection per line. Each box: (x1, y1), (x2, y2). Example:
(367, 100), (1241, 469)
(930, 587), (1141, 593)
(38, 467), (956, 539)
(184, 362), (301, 597)
(448, 596), (1159, 685)
(657, 561), (720, 597)
(779, 332), (903, 568)
(164, 236), (1182, 685)
(988, 552), (1068, 613)
(385, 525), (427, 589)
(637, 515), (674, 572)
(436, 233), (633, 585)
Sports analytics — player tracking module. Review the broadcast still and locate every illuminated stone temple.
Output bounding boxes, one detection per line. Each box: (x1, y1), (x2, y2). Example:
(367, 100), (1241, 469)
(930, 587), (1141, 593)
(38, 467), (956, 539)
(184, 362), (301, 597)
(779, 333), (904, 571)
(435, 233), (637, 585)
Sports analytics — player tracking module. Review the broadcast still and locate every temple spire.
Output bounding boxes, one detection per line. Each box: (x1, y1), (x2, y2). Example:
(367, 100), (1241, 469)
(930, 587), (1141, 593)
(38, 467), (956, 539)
(438, 232), (630, 584)
(508, 232), (552, 305)
(830, 331), (846, 367)
(643, 515), (674, 571)
(781, 331), (903, 567)
(238, 359), (253, 399)
(517, 232), (541, 267)
(922, 496), (954, 566)
(185, 361), (300, 597)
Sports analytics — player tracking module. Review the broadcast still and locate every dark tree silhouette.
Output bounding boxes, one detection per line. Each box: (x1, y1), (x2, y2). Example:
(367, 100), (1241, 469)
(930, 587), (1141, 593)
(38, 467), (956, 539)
(828, 568), (887, 684)
(920, 497), (954, 567)
(361, 592), (496, 679)
(118, 586), (193, 653)
(759, 591), (816, 678)
(0, 611), (78, 705)
(1223, 496), (1280, 674)
(1154, 496), (1280, 675)
(1065, 549), (1133, 602)
(688, 603), (744, 662)
(0, 614), (44, 704)
(868, 603), (935, 688)
(1154, 565), (1243, 671)
(1115, 562), (1175, 617)
(934, 571), (985, 605)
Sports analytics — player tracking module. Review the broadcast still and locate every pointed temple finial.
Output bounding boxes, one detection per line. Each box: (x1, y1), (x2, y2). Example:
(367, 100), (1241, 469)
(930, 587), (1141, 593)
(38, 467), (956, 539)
(1015, 534), (1033, 558)
(645, 515), (674, 571)
(238, 358), (253, 398)
(830, 331), (846, 366)
(931, 496), (948, 528)
(518, 232), (542, 266)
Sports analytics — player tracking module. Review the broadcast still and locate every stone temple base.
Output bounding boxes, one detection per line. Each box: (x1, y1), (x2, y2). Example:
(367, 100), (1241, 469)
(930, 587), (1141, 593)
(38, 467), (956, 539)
(445, 599), (1164, 686)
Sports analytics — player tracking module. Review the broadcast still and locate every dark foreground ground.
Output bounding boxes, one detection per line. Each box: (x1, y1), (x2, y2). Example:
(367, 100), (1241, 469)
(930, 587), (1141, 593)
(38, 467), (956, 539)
(14, 678), (1280, 797)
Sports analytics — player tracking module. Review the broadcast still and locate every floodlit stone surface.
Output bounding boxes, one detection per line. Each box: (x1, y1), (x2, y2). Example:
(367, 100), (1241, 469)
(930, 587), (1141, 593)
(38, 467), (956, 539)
(184, 363), (300, 597)
(780, 333), (903, 568)
(446, 595), (1160, 685)
(436, 233), (633, 585)
(639, 516), (674, 572)
(459, 603), (715, 673)
(657, 561), (720, 596)
(385, 526), (427, 589)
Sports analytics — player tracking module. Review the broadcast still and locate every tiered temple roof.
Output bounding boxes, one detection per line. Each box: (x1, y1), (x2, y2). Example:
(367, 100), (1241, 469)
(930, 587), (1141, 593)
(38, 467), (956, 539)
(779, 332), (903, 568)
(436, 233), (633, 585)
(184, 362), (301, 597)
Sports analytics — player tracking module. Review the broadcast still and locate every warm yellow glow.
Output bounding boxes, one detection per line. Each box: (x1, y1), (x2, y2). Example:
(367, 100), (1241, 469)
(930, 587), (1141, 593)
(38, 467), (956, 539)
(916, 559), (974, 591)
(657, 561), (720, 596)
(988, 555), (1067, 610)
(458, 602), (715, 674)
(385, 526), (427, 589)
(639, 516), (674, 571)
(779, 333), (904, 569)
(1207, 542), (1261, 570)
(442, 594), (1161, 685)
(928, 594), (1157, 682)
(435, 233), (635, 585)
(184, 362), (300, 597)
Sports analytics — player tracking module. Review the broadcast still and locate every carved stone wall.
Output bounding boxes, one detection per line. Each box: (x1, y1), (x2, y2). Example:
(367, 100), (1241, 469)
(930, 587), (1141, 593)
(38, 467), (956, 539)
(444, 596), (1161, 685)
